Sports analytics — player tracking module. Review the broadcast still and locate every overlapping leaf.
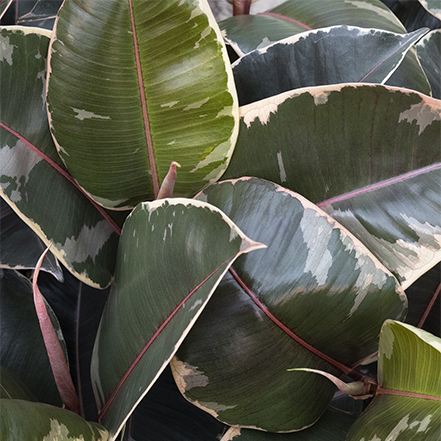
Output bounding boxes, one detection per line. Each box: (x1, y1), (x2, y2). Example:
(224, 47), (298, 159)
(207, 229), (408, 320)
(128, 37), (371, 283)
(38, 267), (110, 421)
(223, 84), (441, 287)
(0, 269), (61, 406)
(232, 25), (427, 105)
(0, 27), (121, 288)
(91, 198), (263, 440)
(47, 0), (239, 209)
(267, 0), (431, 94)
(0, 399), (108, 441)
(346, 321), (441, 440)
(0, 199), (63, 279)
(419, 0), (441, 20)
(170, 177), (406, 432)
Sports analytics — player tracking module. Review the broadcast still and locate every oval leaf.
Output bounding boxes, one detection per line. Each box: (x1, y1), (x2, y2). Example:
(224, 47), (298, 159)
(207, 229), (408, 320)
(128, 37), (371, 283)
(47, 0), (239, 208)
(170, 177), (406, 432)
(91, 198), (264, 440)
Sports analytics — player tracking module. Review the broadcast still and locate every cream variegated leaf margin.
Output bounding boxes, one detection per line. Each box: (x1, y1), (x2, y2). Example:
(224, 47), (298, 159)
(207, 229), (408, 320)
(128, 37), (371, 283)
(419, 0), (441, 19)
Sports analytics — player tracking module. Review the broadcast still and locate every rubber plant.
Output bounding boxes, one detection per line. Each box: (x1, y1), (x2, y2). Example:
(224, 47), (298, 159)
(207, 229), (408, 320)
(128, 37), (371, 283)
(0, 0), (440, 440)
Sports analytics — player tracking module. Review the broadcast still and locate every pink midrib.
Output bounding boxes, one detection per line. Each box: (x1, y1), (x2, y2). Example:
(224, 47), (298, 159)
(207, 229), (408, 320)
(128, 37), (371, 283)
(129, 0), (159, 198)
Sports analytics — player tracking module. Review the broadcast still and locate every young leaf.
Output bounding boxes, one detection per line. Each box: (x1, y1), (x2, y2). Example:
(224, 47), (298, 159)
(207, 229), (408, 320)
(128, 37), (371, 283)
(33, 246), (80, 414)
(91, 198), (264, 440)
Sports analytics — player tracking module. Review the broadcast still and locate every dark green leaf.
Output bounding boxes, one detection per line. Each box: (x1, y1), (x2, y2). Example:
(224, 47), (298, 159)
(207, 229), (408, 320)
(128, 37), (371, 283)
(232, 25), (427, 105)
(0, 269), (61, 406)
(171, 178), (406, 432)
(417, 29), (441, 99)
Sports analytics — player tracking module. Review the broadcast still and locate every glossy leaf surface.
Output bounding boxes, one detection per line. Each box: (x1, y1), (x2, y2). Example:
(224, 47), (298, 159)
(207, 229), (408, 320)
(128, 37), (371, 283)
(268, 0), (431, 94)
(417, 29), (441, 99)
(91, 198), (263, 439)
(347, 321), (441, 440)
(171, 178), (406, 432)
(47, 0), (238, 208)
(0, 399), (108, 441)
(0, 269), (61, 406)
(233, 25), (427, 105)
(223, 84), (441, 288)
(0, 27), (121, 288)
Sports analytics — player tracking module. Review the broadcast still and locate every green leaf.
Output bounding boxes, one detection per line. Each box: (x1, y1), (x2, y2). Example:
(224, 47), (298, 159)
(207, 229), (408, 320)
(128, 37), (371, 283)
(0, 269), (61, 406)
(223, 84), (441, 288)
(91, 198), (264, 440)
(346, 321), (441, 440)
(0, 26), (121, 288)
(268, 0), (431, 95)
(47, 0), (239, 208)
(0, 399), (108, 441)
(417, 29), (441, 99)
(0, 198), (63, 280)
(170, 177), (406, 432)
(219, 407), (356, 440)
(232, 25), (427, 105)
(419, 0), (441, 20)
(219, 14), (309, 56)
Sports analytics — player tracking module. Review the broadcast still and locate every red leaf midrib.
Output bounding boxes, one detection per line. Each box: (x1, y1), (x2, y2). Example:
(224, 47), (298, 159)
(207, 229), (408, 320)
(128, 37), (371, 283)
(129, 0), (159, 198)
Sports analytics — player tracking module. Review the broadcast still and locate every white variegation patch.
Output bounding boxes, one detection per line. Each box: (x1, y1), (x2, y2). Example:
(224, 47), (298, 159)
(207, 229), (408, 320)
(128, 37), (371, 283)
(161, 101), (179, 108)
(276, 151), (287, 182)
(398, 102), (441, 135)
(183, 97), (209, 110)
(71, 108), (111, 121)
(344, 0), (392, 19)
(52, 220), (112, 264)
(0, 35), (16, 66)
(0, 141), (44, 202)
